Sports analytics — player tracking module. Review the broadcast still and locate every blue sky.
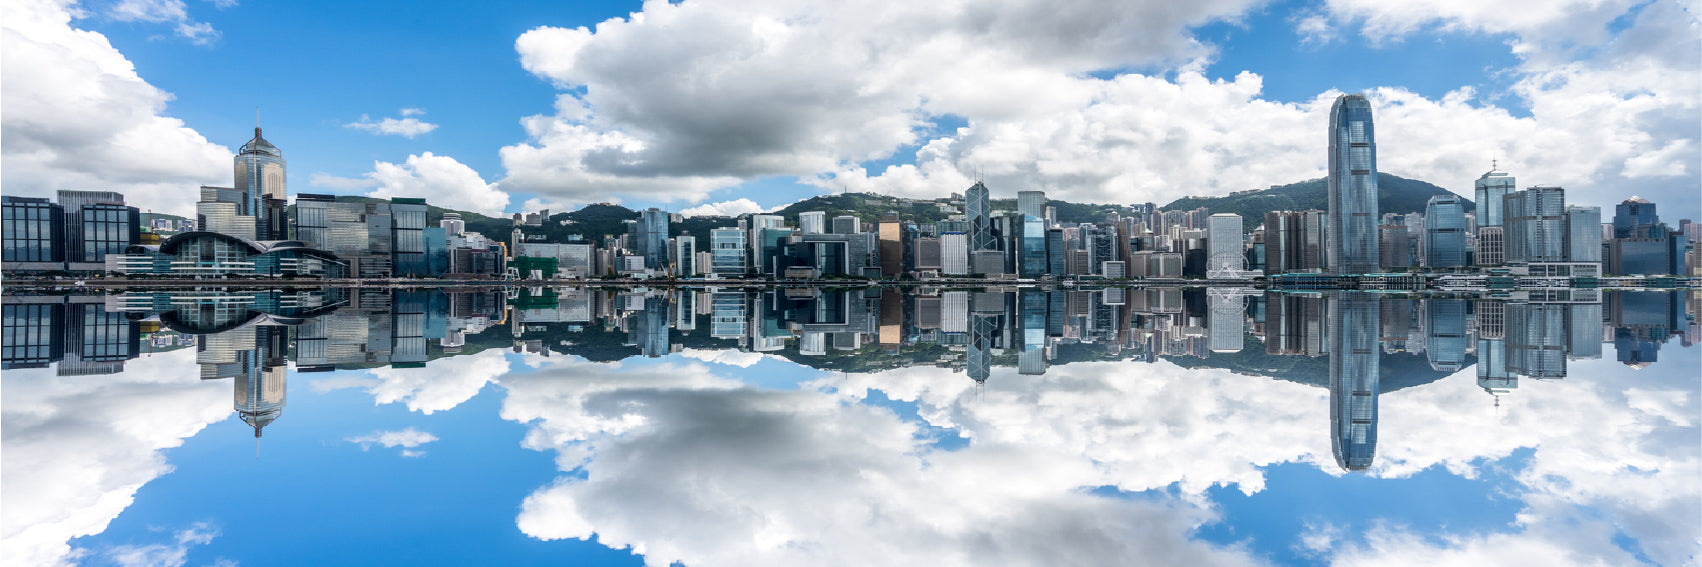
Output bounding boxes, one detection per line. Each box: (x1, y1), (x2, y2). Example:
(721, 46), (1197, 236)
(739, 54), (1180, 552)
(4, 0), (1697, 220)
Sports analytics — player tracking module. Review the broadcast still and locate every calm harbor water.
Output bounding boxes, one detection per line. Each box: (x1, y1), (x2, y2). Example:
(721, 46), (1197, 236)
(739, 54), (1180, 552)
(3, 286), (1697, 566)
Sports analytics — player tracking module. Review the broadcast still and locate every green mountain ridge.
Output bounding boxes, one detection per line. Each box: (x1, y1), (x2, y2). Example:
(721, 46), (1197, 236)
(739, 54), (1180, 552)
(413, 172), (1469, 243)
(1162, 173), (1473, 232)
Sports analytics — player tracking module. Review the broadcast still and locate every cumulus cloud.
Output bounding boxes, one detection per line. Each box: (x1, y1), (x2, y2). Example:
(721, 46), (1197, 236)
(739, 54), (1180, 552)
(93, 522), (224, 567)
(500, 0), (1265, 206)
(357, 152), (509, 216)
(345, 109), (440, 138)
(501, 0), (1698, 215)
(1, 0), (232, 217)
(1, 348), (233, 567)
(347, 427), (440, 457)
(678, 198), (765, 218)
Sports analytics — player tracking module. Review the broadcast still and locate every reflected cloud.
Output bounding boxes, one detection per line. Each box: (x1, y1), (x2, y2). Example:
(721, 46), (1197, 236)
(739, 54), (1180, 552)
(0, 349), (231, 567)
(346, 427), (440, 458)
(503, 360), (1263, 567)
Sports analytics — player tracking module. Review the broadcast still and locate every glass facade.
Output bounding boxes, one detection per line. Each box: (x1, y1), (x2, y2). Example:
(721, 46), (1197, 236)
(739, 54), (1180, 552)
(2, 197), (64, 264)
(1327, 95), (1380, 274)
(1563, 206), (1602, 263)
(1505, 187), (1566, 263)
(1424, 195), (1468, 268)
(1329, 291), (1381, 471)
(639, 209), (670, 270)
(1018, 215), (1047, 276)
(236, 127), (289, 240)
(966, 182), (996, 251)
(77, 204), (140, 263)
(710, 229), (747, 275)
(1474, 168), (1515, 227)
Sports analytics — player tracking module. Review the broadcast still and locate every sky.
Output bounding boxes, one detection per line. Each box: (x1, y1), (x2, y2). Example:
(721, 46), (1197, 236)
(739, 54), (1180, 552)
(2, 0), (1699, 221)
(5, 324), (1697, 567)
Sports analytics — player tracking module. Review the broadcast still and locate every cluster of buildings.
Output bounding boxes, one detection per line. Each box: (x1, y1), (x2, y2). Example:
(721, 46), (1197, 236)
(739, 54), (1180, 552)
(4, 100), (1697, 280)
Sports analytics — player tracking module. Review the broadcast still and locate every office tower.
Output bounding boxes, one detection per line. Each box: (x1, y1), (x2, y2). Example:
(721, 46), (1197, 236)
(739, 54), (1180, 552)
(831, 215), (862, 235)
(1505, 186), (1566, 263)
(1474, 164), (1515, 227)
(1424, 195), (1468, 269)
(1046, 228), (1066, 275)
(878, 215), (902, 277)
(1563, 205), (1603, 263)
(914, 237), (942, 271)
(1206, 213), (1244, 277)
(966, 181), (996, 251)
(1017, 190), (1047, 221)
(637, 208), (670, 271)
(1379, 225), (1412, 268)
(56, 190), (140, 267)
(1327, 94), (1380, 274)
(1476, 226), (1505, 266)
(748, 214), (784, 274)
(1424, 299), (1469, 372)
(390, 198), (429, 276)
(709, 228), (747, 275)
(234, 127), (289, 240)
(941, 232), (969, 274)
(1507, 303), (1567, 378)
(1614, 196), (1659, 238)
(798, 211), (826, 234)
(1018, 215), (1047, 276)
(441, 212), (465, 236)
(1264, 211), (1328, 275)
(1329, 291), (1381, 471)
(2, 196), (66, 268)
(1406, 215), (1427, 267)
(673, 235), (697, 276)
(1207, 291), (1245, 353)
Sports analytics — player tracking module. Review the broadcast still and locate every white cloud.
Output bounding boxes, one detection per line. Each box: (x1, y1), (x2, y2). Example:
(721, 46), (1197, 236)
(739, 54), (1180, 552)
(678, 348), (770, 368)
(108, 0), (220, 45)
(501, 0), (1698, 216)
(345, 109), (440, 138)
(95, 523), (223, 567)
(347, 427), (440, 457)
(203, 0), (238, 9)
(350, 349), (512, 414)
(500, 0), (1265, 206)
(678, 198), (765, 218)
(1, 0), (232, 217)
(358, 152), (511, 216)
(1, 348), (233, 567)
(501, 359), (1264, 567)
(307, 172), (380, 191)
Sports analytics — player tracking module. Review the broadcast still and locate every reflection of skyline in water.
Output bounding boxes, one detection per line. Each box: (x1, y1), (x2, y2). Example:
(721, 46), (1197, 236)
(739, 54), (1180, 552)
(5, 287), (1696, 458)
(2, 286), (1699, 566)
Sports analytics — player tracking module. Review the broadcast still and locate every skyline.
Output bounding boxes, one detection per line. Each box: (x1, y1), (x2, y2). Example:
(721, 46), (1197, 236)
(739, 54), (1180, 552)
(3, 0), (1697, 221)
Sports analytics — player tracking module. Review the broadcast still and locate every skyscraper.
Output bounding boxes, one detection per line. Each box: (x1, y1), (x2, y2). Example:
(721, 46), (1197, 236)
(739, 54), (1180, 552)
(798, 211), (826, 234)
(1206, 213), (1244, 277)
(1327, 94), (1380, 274)
(1474, 164), (1515, 227)
(1017, 190), (1047, 221)
(1505, 186), (1566, 263)
(1613, 196), (1658, 238)
(1424, 195), (1468, 269)
(966, 182), (996, 251)
(235, 127), (289, 240)
(638, 208), (670, 270)
(1329, 291), (1381, 471)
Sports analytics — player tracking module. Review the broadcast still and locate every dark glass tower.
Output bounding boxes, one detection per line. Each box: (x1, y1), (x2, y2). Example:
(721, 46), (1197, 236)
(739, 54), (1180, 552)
(1329, 291), (1381, 471)
(1327, 95), (1380, 274)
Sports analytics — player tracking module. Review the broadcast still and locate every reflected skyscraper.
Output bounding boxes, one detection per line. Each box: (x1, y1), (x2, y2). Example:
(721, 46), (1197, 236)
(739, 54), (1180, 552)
(1327, 95), (1380, 275)
(1424, 299), (1469, 372)
(1329, 291), (1381, 471)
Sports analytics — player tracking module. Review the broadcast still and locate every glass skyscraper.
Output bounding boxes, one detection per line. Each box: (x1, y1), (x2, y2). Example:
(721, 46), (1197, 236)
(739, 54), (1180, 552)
(966, 182), (996, 251)
(2, 196), (65, 265)
(1327, 94), (1380, 274)
(236, 127), (289, 240)
(1505, 186), (1566, 263)
(1329, 291), (1381, 471)
(1017, 190), (1046, 221)
(1474, 165), (1515, 227)
(638, 208), (670, 270)
(1424, 195), (1468, 268)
